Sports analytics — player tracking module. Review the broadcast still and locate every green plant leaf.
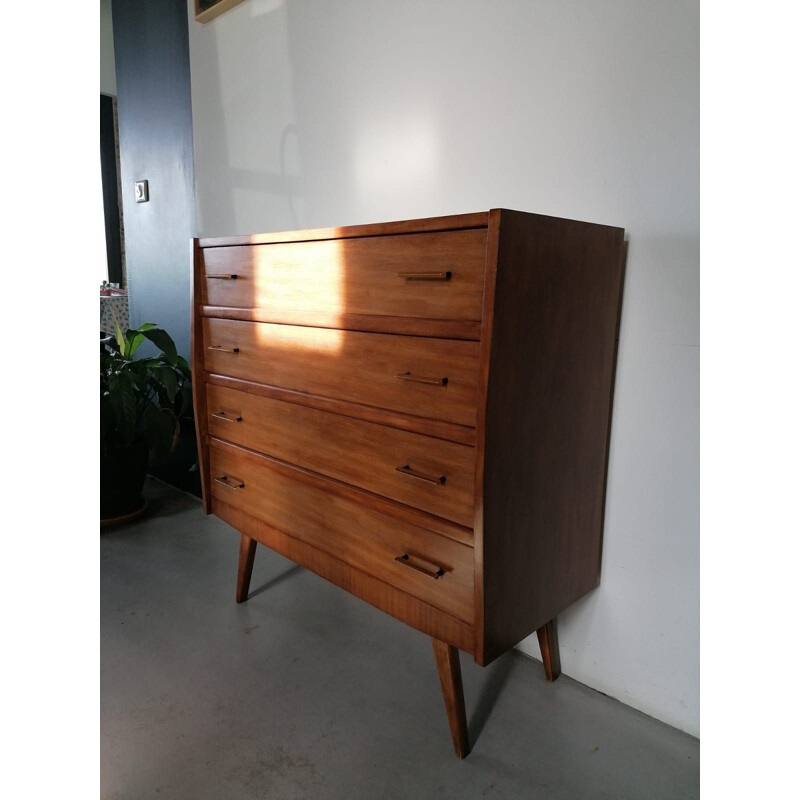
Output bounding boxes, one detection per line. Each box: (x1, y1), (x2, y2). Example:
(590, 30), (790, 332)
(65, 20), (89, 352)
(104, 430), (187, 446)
(176, 355), (191, 377)
(153, 366), (179, 403)
(141, 328), (178, 365)
(100, 352), (113, 376)
(143, 403), (179, 459)
(136, 357), (165, 369)
(114, 319), (125, 352)
(125, 363), (147, 392)
(177, 383), (193, 418)
(124, 331), (145, 359)
(108, 371), (137, 446)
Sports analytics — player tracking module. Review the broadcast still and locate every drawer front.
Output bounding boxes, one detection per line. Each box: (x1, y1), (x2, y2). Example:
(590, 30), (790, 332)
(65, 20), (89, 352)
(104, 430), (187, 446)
(202, 318), (480, 427)
(202, 229), (487, 321)
(209, 442), (475, 623)
(206, 384), (476, 527)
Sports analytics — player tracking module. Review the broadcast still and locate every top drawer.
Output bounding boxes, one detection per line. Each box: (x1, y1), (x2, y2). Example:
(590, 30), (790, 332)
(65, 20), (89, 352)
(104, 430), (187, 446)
(201, 229), (487, 321)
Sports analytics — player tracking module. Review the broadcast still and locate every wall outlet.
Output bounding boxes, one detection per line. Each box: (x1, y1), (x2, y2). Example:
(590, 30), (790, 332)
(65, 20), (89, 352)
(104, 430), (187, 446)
(134, 180), (149, 203)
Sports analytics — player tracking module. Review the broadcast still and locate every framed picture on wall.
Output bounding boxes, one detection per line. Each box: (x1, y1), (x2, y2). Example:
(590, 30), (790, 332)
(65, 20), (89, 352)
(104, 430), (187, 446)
(195, 0), (247, 23)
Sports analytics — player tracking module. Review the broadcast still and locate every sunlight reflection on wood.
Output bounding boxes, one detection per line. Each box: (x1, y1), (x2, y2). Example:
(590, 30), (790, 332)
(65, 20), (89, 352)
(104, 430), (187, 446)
(253, 238), (344, 352)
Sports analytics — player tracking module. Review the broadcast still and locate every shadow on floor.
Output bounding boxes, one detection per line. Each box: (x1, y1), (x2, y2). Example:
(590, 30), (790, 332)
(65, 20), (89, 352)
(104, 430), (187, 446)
(247, 564), (304, 600)
(468, 651), (516, 745)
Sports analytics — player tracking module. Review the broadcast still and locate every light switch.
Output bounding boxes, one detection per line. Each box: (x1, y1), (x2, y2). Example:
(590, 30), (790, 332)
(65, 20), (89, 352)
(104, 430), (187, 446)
(134, 180), (149, 203)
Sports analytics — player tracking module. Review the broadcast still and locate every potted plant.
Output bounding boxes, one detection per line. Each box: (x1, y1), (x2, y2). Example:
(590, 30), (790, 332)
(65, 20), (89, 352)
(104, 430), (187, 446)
(100, 322), (193, 524)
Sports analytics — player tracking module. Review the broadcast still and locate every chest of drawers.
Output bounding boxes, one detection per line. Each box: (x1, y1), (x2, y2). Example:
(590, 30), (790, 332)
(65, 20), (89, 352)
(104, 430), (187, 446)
(191, 209), (626, 757)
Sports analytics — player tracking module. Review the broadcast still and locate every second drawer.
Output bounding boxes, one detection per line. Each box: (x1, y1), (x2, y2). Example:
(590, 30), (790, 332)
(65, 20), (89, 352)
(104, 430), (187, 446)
(202, 317), (480, 427)
(206, 384), (476, 527)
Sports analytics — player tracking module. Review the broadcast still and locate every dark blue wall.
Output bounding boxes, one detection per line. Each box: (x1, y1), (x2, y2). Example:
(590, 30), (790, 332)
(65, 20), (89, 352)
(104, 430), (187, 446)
(112, 0), (199, 494)
(112, 0), (196, 359)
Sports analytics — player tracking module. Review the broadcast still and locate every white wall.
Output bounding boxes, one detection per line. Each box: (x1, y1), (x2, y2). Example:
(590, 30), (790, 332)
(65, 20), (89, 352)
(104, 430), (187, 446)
(100, 0), (116, 96)
(188, 0), (699, 735)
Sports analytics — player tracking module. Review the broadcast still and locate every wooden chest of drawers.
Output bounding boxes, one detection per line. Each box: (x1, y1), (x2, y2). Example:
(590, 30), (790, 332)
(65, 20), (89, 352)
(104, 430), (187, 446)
(191, 209), (626, 757)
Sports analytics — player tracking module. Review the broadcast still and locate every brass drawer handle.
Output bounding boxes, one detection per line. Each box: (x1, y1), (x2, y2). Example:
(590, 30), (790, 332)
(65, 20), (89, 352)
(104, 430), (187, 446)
(394, 372), (448, 386)
(208, 345), (240, 354)
(395, 465), (446, 485)
(206, 273), (238, 280)
(211, 410), (242, 423)
(395, 553), (445, 579)
(396, 271), (452, 281)
(214, 475), (245, 490)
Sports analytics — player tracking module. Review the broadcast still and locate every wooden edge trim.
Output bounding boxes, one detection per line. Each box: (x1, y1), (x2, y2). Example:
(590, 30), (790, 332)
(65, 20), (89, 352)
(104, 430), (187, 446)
(190, 239), (212, 514)
(199, 306), (482, 341)
(198, 212), (490, 248)
(194, 0), (246, 24)
(214, 499), (476, 654)
(471, 209), (503, 665)
(204, 373), (477, 447)
(208, 436), (474, 546)
(594, 235), (628, 584)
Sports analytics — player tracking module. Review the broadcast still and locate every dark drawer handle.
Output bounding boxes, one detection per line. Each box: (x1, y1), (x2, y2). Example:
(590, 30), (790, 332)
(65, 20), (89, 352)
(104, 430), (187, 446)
(395, 465), (446, 485)
(208, 345), (239, 354)
(214, 475), (245, 490)
(207, 273), (238, 280)
(396, 271), (452, 281)
(395, 553), (445, 580)
(394, 372), (448, 386)
(211, 410), (242, 423)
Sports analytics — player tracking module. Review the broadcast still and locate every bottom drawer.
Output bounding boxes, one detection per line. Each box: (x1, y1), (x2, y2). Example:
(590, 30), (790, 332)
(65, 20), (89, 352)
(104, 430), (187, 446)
(208, 440), (474, 624)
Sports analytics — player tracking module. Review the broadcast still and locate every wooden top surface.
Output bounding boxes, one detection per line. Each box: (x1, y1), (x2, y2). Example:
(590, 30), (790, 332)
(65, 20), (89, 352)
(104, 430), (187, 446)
(198, 211), (490, 248)
(196, 209), (624, 249)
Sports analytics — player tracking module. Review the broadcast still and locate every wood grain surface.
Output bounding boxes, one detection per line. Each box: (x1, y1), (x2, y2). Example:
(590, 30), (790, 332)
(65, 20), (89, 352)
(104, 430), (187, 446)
(206, 384), (476, 526)
(202, 229), (487, 321)
(235, 533), (257, 603)
(198, 211), (489, 248)
(202, 317), (480, 427)
(478, 210), (626, 665)
(214, 499), (476, 653)
(432, 638), (470, 758)
(208, 439), (475, 623)
(536, 619), (562, 682)
(205, 373), (477, 446)
(200, 306), (482, 341)
(190, 239), (212, 514)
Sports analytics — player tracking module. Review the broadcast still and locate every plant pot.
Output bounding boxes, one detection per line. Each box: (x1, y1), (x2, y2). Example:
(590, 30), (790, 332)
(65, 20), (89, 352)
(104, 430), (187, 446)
(148, 420), (201, 498)
(101, 436), (150, 522)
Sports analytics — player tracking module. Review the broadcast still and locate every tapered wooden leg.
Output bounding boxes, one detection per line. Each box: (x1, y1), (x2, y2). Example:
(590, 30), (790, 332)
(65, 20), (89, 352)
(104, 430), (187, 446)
(536, 618), (561, 682)
(235, 533), (257, 604)
(431, 638), (470, 759)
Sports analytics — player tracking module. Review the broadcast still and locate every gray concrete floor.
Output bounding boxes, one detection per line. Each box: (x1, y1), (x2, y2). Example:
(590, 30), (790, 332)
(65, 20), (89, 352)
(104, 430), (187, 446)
(101, 478), (699, 800)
